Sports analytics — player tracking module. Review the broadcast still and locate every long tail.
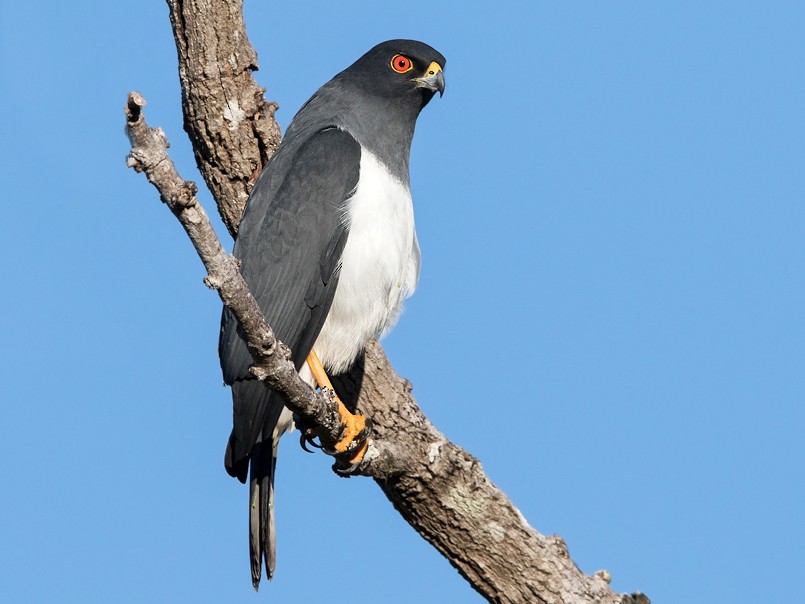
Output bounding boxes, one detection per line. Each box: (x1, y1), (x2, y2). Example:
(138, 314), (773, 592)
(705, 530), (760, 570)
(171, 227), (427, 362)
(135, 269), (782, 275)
(225, 380), (291, 590)
(249, 431), (279, 589)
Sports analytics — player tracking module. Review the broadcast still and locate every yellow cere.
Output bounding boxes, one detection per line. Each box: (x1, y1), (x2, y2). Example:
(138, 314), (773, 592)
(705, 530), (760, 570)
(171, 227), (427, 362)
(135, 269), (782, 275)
(425, 61), (442, 76)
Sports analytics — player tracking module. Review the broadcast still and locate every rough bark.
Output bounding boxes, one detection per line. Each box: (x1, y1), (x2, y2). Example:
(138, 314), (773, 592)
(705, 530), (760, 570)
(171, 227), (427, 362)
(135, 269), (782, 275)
(124, 1), (651, 602)
(168, 0), (281, 236)
(333, 342), (651, 604)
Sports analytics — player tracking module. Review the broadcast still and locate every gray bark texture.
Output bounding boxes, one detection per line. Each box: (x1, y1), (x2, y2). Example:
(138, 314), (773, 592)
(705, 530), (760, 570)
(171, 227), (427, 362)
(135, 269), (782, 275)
(168, 0), (281, 236)
(124, 1), (652, 602)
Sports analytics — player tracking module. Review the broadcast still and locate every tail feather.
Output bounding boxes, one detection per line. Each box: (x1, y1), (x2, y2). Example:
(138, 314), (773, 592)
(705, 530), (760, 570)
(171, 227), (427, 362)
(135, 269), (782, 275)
(248, 444), (261, 588)
(248, 433), (280, 590)
(263, 436), (279, 581)
(244, 405), (292, 590)
(227, 376), (299, 589)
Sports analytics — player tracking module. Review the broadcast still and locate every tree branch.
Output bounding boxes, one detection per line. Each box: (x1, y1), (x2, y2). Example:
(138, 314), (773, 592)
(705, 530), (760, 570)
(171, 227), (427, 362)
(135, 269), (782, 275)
(122, 1), (652, 601)
(124, 92), (352, 453)
(168, 0), (281, 237)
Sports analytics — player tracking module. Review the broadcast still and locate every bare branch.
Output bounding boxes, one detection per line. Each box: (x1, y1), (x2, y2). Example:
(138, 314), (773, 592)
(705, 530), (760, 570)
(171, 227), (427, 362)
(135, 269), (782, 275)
(167, 0), (281, 237)
(125, 93), (351, 451)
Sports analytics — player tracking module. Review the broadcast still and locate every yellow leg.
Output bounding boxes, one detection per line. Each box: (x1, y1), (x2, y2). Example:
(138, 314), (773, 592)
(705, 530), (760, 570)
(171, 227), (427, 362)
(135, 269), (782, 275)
(305, 350), (370, 459)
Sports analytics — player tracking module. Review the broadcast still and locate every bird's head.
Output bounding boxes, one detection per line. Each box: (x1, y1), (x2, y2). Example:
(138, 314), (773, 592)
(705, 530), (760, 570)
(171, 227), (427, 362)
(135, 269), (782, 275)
(341, 39), (446, 109)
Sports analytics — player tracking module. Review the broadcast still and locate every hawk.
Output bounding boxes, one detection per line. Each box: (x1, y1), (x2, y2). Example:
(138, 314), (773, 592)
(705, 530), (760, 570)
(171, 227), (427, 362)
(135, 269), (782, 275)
(219, 39), (445, 588)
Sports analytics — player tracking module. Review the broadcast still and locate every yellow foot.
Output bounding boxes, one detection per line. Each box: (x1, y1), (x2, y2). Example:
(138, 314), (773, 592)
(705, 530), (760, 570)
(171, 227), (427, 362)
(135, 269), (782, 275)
(306, 350), (372, 463)
(332, 398), (371, 459)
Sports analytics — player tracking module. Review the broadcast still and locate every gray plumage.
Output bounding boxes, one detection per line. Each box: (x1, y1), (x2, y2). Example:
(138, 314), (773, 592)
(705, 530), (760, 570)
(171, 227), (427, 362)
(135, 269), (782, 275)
(218, 39), (445, 589)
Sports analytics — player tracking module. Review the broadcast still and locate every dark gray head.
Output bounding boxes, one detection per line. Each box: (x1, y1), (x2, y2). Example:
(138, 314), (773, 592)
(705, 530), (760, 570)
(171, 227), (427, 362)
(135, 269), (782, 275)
(336, 39), (446, 109)
(283, 39), (446, 182)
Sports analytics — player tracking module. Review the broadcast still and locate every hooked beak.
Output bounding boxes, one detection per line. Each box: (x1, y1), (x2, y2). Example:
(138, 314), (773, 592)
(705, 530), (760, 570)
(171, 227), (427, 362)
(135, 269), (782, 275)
(413, 61), (445, 97)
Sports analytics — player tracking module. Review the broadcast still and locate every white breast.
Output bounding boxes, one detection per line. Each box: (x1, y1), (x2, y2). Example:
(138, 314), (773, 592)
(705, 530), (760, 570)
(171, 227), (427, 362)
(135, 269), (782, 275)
(314, 149), (420, 373)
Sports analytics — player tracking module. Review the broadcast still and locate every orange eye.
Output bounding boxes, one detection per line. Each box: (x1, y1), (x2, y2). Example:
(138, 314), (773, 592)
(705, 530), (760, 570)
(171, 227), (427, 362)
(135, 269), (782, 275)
(390, 54), (413, 73)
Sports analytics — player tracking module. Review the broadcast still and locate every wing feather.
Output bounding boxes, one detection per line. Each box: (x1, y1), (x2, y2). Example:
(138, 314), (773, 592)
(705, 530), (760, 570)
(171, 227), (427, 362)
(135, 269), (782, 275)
(219, 127), (361, 468)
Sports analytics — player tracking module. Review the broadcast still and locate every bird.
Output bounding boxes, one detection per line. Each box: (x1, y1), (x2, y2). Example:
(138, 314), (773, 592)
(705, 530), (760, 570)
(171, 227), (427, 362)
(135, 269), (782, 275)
(218, 39), (445, 589)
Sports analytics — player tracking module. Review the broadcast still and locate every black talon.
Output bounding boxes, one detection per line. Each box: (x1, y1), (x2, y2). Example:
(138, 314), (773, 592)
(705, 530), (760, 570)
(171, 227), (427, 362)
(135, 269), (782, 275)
(295, 411), (374, 463)
(333, 457), (362, 475)
(294, 413), (324, 453)
(299, 430), (322, 453)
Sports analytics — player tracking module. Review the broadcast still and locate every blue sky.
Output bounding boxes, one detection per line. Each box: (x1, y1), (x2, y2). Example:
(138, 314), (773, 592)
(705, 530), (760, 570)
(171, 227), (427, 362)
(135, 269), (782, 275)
(1, 2), (803, 602)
